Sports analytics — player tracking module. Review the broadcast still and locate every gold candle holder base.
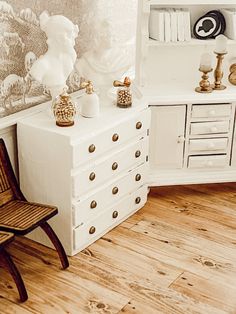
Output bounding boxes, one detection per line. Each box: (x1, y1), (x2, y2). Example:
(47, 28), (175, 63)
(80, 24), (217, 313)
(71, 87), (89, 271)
(195, 87), (213, 93)
(212, 84), (226, 91)
(212, 52), (227, 91)
(195, 68), (213, 94)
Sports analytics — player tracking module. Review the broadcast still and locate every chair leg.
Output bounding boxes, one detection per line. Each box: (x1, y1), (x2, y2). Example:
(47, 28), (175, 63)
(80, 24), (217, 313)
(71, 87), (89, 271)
(40, 222), (69, 269)
(0, 248), (28, 302)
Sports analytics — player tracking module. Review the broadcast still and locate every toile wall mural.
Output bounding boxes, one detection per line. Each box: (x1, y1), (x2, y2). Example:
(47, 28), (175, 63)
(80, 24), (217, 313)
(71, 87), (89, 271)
(0, 0), (137, 118)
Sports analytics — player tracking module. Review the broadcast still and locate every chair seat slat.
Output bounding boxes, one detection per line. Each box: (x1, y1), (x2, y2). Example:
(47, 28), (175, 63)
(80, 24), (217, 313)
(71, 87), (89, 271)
(0, 200), (57, 231)
(0, 231), (14, 245)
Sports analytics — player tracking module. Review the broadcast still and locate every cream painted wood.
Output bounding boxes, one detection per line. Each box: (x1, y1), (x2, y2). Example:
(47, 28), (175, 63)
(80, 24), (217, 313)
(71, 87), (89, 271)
(72, 163), (148, 226)
(190, 121), (230, 136)
(17, 101), (150, 256)
(149, 105), (186, 169)
(137, 1), (236, 91)
(73, 185), (148, 252)
(188, 155), (229, 169)
(191, 104), (232, 119)
(72, 137), (148, 199)
(137, 0), (236, 186)
(232, 131), (236, 167)
(148, 0), (236, 4)
(188, 138), (228, 154)
(71, 109), (150, 167)
(148, 102), (236, 184)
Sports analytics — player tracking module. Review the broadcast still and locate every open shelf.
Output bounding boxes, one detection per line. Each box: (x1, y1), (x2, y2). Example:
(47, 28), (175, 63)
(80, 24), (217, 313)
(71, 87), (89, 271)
(148, 38), (236, 47)
(148, 0), (236, 5)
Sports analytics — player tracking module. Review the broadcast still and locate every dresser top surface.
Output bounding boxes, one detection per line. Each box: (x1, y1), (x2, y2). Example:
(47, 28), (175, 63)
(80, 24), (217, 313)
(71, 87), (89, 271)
(17, 96), (148, 140)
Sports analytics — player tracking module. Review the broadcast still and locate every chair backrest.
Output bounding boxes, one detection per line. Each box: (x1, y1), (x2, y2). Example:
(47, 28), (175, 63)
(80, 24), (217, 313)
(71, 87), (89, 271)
(0, 139), (25, 206)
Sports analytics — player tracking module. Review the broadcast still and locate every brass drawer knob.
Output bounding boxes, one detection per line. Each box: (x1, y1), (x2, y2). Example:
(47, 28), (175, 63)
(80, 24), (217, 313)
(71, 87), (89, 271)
(112, 187), (119, 195)
(136, 121), (142, 130)
(112, 211), (119, 219)
(112, 162), (118, 170)
(89, 226), (96, 234)
(112, 133), (119, 142)
(135, 150), (141, 158)
(135, 197), (141, 204)
(88, 144), (96, 153)
(135, 174), (141, 181)
(89, 172), (96, 181)
(90, 200), (97, 209)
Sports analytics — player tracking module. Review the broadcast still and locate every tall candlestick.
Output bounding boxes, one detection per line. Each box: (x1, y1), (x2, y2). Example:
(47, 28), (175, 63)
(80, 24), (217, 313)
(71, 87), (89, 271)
(213, 35), (228, 90)
(215, 34), (227, 54)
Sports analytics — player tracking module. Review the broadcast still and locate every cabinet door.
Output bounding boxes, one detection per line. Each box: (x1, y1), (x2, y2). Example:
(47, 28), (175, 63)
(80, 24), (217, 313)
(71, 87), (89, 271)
(232, 132), (236, 168)
(149, 106), (186, 169)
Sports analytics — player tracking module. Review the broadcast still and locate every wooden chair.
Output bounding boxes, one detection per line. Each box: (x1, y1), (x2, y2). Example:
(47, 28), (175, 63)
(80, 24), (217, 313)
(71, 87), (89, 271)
(0, 231), (28, 302)
(0, 138), (69, 270)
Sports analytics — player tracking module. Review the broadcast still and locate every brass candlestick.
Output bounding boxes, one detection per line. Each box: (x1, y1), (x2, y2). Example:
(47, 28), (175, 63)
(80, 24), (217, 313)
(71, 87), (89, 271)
(195, 68), (213, 93)
(212, 52), (227, 90)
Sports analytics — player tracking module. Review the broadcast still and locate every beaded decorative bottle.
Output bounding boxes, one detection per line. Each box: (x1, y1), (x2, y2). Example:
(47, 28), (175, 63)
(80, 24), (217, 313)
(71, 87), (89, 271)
(52, 89), (76, 127)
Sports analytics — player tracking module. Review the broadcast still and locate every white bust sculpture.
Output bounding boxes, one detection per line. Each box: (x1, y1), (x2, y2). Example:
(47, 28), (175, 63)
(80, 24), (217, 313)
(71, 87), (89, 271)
(30, 11), (79, 98)
(75, 20), (132, 97)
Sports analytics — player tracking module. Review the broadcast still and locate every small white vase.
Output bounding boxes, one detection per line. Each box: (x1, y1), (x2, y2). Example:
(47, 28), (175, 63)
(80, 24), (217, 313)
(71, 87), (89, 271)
(80, 92), (100, 118)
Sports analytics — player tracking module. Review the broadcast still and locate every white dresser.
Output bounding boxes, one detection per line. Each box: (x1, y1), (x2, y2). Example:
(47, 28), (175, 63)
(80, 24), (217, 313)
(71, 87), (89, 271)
(17, 100), (150, 256)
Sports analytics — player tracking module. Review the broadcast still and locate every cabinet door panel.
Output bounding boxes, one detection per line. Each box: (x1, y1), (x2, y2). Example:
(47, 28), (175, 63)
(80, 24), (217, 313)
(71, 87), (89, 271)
(232, 133), (236, 167)
(150, 106), (186, 169)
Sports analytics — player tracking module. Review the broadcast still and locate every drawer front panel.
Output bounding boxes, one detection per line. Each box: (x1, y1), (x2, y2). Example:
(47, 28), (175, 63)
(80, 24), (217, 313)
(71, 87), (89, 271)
(72, 137), (148, 198)
(189, 138), (228, 154)
(190, 121), (230, 135)
(72, 109), (150, 167)
(188, 155), (228, 169)
(73, 185), (148, 250)
(191, 104), (231, 119)
(72, 163), (148, 226)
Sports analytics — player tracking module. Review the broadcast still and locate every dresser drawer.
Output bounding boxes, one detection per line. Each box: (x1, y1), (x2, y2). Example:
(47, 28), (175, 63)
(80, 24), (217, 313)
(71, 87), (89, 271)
(72, 137), (148, 198)
(189, 138), (228, 154)
(71, 109), (150, 167)
(73, 185), (148, 251)
(190, 121), (230, 135)
(191, 104), (231, 119)
(72, 162), (148, 226)
(188, 155), (228, 169)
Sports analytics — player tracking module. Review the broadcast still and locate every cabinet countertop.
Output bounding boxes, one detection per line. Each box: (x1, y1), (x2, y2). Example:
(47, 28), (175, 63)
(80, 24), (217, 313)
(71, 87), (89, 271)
(142, 83), (236, 105)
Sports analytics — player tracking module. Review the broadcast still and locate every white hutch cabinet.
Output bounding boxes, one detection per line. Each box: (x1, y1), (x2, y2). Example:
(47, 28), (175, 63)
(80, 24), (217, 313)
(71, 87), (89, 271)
(136, 0), (236, 186)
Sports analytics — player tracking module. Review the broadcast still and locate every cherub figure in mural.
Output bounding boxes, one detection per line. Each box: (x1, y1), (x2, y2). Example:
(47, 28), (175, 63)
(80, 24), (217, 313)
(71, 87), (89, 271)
(75, 19), (133, 97)
(0, 52), (36, 111)
(30, 11), (79, 98)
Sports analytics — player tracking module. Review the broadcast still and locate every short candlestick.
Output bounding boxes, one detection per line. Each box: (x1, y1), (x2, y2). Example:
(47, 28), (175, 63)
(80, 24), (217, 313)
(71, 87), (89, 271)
(195, 68), (213, 93)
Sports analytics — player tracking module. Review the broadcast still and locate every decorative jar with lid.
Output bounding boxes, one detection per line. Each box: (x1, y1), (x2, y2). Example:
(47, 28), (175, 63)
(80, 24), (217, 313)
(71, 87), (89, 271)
(52, 89), (76, 127)
(113, 77), (132, 108)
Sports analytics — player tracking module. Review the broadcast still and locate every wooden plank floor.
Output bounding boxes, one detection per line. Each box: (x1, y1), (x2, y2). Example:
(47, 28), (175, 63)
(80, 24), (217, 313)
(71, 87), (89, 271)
(0, 183), (236, 313)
